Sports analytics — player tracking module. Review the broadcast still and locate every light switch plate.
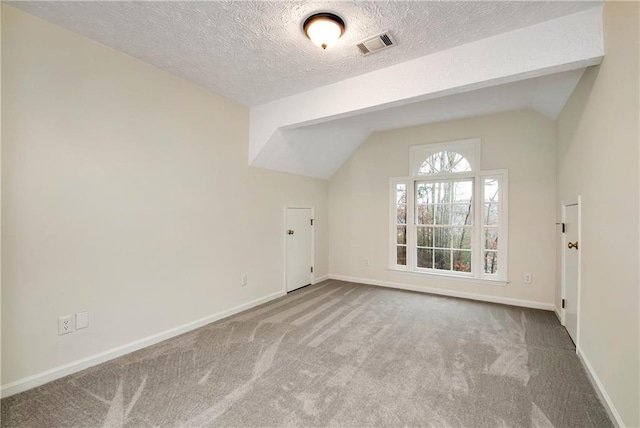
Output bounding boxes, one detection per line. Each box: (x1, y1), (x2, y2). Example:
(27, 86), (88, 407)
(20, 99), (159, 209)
(76, 311), (89, 329)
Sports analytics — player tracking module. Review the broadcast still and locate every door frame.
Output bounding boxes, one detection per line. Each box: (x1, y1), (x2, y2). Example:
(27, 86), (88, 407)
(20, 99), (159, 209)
(560, 196), (582, 348)
(284, 205), (315, 292)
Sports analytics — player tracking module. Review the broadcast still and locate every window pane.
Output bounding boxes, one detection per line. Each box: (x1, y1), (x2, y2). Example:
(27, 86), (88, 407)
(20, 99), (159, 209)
(434, 249), (452, 270)
(397, 226), (406, 245)
(484, 203), (499, 226)
(419, 151), (472, 175)
(438, 182), (454, 204)
(397, 246), (407, 266)
(433, 227), (451, 248)
(396, 184), (407, 204)
(416, 226), (432, 247)
(452, 203), (473, 225)
(451, 227), (472, 250)
(435, 204), (451, 225)
(417, 204), (434, 225)
(453, 251), (471, 272)
(421, 181), (453, 205)
(397, 205), (406, 224)
(453, 180), (473, 203)
(484, 251), (498, 274)
(416, 183), (434, 204)
(484, 178), (499, 202)
(484, 227), (499, 250)
(417, 248), (433, 268)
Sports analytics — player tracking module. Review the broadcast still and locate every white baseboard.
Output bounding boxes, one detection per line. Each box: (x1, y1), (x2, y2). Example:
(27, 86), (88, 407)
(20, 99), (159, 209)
(577, 347), (624, 428)
(329, 274), (554, 311)
(313, 274), (330, 284)
(554, 307), (563, 323)
(1, 290), (286, 398)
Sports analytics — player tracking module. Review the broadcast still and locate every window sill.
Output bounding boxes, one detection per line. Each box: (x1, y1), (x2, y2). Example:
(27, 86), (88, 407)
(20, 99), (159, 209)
(388, 268), (508, 287)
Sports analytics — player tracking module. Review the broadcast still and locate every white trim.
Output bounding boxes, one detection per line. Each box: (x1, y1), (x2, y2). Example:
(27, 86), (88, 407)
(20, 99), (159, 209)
(388, 268), (508, 287)
(409, 138), (481, 177)
(389, 177), (410, 271)
(560, 195), (579, 318)
(312, 274), (330, 284)
(577, 347), (624, 428)
(391, 161), (509, 282)
(559, 199), (567, 326)
(554, 307), (562, 323)
(479, 170), (509, 282)
(560, 196), (581, 343)
(0, 290), (286, 398)
(576, 196), (582, 347)
(329, 274), (553, 310)
(284, 205), (315, 292)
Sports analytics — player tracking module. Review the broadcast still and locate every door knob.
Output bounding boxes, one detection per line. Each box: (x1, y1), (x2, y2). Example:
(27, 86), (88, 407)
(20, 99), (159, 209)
(568, 241), (578, 250)
(287, 230), (294, 235)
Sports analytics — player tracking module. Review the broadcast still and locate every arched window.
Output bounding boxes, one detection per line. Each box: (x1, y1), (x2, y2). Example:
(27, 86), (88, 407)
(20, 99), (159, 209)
(418, 151), (472, 175)
(390, 138), (508, 283)
(409, 139), (479, 177)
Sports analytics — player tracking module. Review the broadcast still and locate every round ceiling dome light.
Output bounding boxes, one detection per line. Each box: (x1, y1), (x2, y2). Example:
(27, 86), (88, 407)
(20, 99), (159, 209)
(303, 13), (345, 50)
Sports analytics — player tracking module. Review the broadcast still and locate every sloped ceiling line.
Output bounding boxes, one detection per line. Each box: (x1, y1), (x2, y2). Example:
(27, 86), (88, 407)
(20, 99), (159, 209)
(249, 7), (604, 179)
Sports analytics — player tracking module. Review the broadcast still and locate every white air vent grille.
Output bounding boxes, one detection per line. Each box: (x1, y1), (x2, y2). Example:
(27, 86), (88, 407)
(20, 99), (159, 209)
(355, 32), (396, 56)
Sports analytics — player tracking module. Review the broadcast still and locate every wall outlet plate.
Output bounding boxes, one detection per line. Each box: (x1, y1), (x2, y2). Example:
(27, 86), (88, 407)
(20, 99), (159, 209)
(58, 315), (73, 335)
(524, 273), (533, 284)
(76, 311), (88, 329)
(241, 274), (248, 286)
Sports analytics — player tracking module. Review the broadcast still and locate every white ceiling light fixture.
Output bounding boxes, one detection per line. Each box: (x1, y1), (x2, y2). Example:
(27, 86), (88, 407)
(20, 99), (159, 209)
(303, 13), (345, 50)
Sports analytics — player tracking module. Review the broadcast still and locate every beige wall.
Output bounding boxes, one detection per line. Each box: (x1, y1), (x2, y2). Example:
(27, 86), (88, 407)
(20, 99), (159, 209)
(1, 5), (328, 386)
(329, 109), (557, 307)
(2, 3), (638, 424)
(556, 2), (639, 426)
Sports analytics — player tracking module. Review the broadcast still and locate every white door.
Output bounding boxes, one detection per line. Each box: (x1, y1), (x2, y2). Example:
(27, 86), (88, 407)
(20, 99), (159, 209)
(286, 208), (312, 292)
(563, 202), (580, 344)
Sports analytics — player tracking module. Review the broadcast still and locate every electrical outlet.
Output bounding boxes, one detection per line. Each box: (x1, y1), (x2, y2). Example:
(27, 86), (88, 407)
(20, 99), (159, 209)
(76, 311), (89, 330)
(58, 315), (73, 335)
(241, 274), (248, 286)
(524, 273), (532, 284)
(365, 258), (370, 267)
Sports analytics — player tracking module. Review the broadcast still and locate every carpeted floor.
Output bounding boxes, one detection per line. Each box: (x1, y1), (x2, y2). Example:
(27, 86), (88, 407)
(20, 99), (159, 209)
(1, 280), (612, 427)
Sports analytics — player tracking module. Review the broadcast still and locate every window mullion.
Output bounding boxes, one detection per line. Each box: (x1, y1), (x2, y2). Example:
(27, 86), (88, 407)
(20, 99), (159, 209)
(473, 176), (483, 278)
(408, 178), (416, 271)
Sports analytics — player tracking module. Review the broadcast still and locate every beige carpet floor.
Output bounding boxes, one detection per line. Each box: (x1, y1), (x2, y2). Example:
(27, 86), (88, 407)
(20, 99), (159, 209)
(1, 280), (612, 427)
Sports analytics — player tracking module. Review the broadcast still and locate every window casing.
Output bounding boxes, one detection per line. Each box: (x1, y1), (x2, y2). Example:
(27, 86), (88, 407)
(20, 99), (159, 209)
(390, 139), (508, 283)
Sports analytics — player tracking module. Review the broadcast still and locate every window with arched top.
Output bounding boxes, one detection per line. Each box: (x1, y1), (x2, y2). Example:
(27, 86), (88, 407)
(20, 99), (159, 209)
(409, 139), (479, 177)
(418, 151), (472, 175)
(390, 138), (509, 284)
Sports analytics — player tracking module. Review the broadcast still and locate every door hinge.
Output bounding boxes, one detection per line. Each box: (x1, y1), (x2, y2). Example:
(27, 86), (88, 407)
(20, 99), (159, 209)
(310, 266), (314, 273)
(311, 219), (314, 226)
(562, 299), (565, 309)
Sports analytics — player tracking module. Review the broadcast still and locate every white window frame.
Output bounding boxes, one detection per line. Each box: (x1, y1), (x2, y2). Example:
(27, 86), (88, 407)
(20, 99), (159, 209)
(389, 178), (411, 271)
(389, 139), (509, 285)
(410, 138), (481, 177)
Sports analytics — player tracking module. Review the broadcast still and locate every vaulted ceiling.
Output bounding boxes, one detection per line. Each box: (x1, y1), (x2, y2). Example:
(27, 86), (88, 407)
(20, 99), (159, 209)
(11, 1), (605, 179)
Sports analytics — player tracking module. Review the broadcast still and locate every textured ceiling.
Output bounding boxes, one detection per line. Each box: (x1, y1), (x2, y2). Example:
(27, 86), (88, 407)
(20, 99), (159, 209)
(10, 1), (601, 106)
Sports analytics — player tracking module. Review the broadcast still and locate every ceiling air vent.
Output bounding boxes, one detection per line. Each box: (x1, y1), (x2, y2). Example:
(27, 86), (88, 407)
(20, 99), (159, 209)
(355, 32), (396, 56)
